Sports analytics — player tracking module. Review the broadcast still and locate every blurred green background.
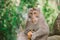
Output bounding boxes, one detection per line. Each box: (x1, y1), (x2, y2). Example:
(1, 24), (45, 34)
(0, 0), (60, 40)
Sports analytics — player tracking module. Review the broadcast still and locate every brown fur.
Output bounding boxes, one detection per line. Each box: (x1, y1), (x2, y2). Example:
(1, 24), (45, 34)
(24, 8), (49, 40)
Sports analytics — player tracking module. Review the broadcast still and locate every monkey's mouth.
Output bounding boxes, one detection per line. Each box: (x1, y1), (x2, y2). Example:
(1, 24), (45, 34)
(31, 21), (37, 24)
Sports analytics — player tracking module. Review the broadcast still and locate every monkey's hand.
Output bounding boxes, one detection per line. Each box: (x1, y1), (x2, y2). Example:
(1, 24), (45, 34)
(27, 31), (32, 39)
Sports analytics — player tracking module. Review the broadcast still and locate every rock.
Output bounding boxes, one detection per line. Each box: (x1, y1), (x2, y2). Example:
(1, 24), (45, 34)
(53, 13), (60, 35)
(48, 35), (60, 40)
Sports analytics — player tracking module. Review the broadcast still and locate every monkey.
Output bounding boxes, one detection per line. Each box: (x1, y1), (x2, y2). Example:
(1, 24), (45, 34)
(24, 8), (49, 40)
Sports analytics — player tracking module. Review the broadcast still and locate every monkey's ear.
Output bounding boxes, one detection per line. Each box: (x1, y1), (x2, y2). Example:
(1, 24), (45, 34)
(36, 8), (40, 13)
(28, 8), (32, 14)
(28, 8), (33, 11)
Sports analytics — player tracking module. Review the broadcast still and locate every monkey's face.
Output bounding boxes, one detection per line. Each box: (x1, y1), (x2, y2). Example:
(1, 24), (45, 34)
(28, 9), (40, 24)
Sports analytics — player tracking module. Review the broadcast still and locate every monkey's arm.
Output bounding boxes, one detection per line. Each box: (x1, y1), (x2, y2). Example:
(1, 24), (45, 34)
(31, 27), (49, 40)
(24, 28), (30, 35)
(24, 21), (31, 35)
(31, 13), (49, 40)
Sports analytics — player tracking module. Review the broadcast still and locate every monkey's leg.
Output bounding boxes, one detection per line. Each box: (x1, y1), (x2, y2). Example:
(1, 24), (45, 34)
(34, 34), (48, 40)
(39, 35), (48, 40)
(17, 32), (28, 40)
(41, 36), (48, 40)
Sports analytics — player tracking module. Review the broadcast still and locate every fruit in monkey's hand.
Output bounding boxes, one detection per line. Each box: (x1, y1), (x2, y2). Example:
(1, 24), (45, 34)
(27, 31), (32, 39)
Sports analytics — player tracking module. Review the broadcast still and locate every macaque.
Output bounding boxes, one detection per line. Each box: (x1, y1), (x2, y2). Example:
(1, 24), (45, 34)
(24, 8), (49, 40)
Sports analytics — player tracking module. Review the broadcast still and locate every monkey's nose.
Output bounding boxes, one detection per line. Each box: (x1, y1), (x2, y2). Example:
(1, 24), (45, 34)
(32, 19), (36, 23)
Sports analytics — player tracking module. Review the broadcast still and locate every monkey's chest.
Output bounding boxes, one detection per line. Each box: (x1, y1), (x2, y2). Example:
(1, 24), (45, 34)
(28, 25), (40, 32)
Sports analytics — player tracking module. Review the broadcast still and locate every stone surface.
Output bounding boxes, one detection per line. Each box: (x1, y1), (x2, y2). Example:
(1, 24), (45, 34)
(48, 35), (60, 40)
(53, 13), (60, 35)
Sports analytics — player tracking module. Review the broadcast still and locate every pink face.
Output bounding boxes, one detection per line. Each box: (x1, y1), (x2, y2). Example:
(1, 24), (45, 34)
(28, 8), (40, 24)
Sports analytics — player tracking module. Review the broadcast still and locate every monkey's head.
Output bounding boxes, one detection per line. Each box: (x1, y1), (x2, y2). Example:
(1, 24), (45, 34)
(28, 8), (40, 24)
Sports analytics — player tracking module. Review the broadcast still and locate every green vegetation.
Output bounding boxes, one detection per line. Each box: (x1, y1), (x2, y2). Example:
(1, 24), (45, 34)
(43, 0), (57, 31)
(0, 0), (20, 40)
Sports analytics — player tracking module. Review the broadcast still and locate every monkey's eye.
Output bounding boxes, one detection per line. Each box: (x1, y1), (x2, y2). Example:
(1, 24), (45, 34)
(30, 13), (32, 14)
(34, 12), (36, 14)
(28, 16), (31, 18)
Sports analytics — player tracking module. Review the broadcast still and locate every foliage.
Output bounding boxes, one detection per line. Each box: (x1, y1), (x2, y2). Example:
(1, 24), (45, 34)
(58, 5), (60, 10)
(0, 0), (20, 40)
(43, 0), (58, 31)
